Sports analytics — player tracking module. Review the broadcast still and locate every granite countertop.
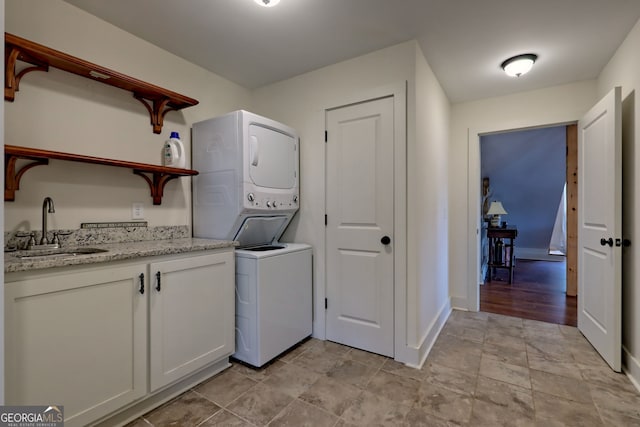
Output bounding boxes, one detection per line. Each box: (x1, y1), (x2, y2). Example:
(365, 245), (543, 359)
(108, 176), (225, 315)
(5, 238), (237, 273)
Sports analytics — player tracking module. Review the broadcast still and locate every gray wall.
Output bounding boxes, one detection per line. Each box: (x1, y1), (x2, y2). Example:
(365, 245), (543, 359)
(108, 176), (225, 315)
(481, 126), (566, 253)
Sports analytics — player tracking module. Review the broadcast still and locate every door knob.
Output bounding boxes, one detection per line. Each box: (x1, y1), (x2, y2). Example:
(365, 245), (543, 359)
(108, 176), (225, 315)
(600, 238), (613, 247)
(381, 236), (391, 245)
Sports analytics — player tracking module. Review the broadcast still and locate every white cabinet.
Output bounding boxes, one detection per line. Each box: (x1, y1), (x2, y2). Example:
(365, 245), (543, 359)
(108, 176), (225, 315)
(5, 264), (148, 427)
(5, 248), (235, 427)
(149, 251), (235, 391)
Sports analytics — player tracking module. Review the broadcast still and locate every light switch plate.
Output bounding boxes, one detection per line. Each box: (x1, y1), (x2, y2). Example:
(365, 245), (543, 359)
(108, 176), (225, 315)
(132, 202), (144, 220)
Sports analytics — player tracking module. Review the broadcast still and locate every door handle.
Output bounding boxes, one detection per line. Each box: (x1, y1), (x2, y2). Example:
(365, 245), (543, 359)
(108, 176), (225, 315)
(600, 238), (613, 247)
(139, 273), (145, 294)
(249, 136), (259, 166)
(616, 238), (632, 247)
(156, 271), (161, 292)
(381, 236), (391, 245)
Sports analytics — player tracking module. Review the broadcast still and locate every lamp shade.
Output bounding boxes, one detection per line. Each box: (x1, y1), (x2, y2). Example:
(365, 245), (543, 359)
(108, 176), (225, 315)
(501, 54), (537, 77)
(487, 201), (508, 215)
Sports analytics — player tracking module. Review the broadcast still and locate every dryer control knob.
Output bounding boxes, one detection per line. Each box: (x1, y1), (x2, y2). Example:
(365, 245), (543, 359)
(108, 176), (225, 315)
(266, 201), (272, 208)
(247, 193), (255, 202)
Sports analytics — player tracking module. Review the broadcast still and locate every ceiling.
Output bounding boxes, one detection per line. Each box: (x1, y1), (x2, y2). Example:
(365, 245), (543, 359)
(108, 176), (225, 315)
(63, 0), (640, 103)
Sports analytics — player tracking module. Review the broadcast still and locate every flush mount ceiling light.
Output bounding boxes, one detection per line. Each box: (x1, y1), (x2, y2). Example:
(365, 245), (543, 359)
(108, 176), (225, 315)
(501, 54), (538, 77)
(254, 0), (280, 7)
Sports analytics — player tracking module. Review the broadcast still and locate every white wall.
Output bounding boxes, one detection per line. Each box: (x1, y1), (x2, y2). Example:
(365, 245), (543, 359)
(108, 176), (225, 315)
(411, 44), (451, 364)
(252, 41), (451, 365)
(4, 0), (251, 233)
(449, 80), (598, 309)
(598, 17), (640, 389)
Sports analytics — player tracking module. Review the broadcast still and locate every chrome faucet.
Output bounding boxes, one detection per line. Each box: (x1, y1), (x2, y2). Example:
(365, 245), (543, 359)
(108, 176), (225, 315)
(40, 197), (56, 246)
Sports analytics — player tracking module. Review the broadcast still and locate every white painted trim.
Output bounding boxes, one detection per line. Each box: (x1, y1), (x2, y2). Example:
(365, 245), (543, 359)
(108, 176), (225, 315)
(467, 128), (481, 312)
(312, 101), (327, 340)
(403, 299), (451, 368)
(515, 247), (566, 262)
(623, 345), (640, 393)
(322, 81), (408, 363)
(393, 82), (409, 363)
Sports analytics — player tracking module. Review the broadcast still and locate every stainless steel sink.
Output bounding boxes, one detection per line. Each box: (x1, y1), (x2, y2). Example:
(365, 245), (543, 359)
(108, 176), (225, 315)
(18, 247), (109, 260)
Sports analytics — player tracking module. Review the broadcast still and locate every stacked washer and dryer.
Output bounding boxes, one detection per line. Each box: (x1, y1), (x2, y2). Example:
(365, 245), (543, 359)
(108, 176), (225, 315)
(192, 110), (312, 367)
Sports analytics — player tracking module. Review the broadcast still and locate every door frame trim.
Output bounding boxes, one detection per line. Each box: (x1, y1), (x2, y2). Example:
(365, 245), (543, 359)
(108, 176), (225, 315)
(466, 121), (577, 311)
(321, 81), (408, 361)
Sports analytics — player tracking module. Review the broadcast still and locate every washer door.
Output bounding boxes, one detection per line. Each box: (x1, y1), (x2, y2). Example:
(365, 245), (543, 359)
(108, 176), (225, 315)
(243, 245), (286, 251)
(234, 216), (289, 247)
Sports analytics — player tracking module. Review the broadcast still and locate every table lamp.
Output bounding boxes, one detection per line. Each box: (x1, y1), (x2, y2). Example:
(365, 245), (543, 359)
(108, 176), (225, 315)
(487, 201), (507, 227)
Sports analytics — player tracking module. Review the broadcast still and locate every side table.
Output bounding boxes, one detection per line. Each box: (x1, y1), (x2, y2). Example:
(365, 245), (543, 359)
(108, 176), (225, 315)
(487, 226), (518, 284)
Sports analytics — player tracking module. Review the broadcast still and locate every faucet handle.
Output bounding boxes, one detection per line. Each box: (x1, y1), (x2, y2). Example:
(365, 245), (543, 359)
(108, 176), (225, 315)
(27, 234), (37, 248)
(51, 231), (72, 247)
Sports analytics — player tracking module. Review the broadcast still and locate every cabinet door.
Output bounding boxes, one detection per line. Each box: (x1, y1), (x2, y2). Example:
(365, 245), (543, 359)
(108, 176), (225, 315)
(5, 264), (147, 427)
(149, 250), (234, 391)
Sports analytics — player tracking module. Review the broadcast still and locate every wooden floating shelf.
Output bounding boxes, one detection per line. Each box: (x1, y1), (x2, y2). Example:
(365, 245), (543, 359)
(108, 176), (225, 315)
(5, 145), (198, 205)
(4, 32), (199, 134)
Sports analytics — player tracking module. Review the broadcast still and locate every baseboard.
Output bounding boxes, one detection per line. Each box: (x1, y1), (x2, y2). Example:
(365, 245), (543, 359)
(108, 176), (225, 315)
(403, 298), (452, 369)
(515, 247), (566, 262)
(623, 345), (640, 393)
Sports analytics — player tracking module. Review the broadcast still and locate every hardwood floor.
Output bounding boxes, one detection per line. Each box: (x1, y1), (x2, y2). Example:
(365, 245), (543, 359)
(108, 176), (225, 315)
(480, 258), (577, 326)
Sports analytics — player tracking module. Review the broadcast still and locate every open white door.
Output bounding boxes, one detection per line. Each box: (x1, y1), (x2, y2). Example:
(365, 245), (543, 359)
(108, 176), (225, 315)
(578, 86), (622, 372)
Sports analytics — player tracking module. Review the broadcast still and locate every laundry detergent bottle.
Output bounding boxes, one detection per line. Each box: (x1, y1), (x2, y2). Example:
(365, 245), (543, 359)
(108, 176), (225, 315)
(163, 131), (186, 168)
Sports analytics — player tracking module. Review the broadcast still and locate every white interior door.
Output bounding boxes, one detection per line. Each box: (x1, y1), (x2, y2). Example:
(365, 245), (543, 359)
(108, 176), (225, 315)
(325, 96), (394, 357)
(578, 86), (622, 372)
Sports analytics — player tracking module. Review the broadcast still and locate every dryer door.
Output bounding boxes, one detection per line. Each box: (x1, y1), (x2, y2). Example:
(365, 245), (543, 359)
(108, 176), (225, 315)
(248, 124), (297, 189)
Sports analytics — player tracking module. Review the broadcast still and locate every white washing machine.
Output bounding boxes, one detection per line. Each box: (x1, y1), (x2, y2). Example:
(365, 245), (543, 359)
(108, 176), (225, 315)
(234, 243), (312, 367)
(192, 111), (312, 367)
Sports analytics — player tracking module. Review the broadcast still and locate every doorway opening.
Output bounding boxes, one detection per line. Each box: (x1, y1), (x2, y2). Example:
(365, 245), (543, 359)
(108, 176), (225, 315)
(477, 125), (577, 326)
(481, 259), (576, 325)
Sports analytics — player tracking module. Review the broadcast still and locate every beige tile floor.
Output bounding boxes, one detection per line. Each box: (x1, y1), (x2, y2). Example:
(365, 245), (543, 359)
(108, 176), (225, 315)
(128, 310), (640, 426)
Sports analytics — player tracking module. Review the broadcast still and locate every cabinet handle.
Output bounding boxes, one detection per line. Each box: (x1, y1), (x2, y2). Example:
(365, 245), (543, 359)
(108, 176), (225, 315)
(156, 271), (161, 292)
(139, 273), (145, 294)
